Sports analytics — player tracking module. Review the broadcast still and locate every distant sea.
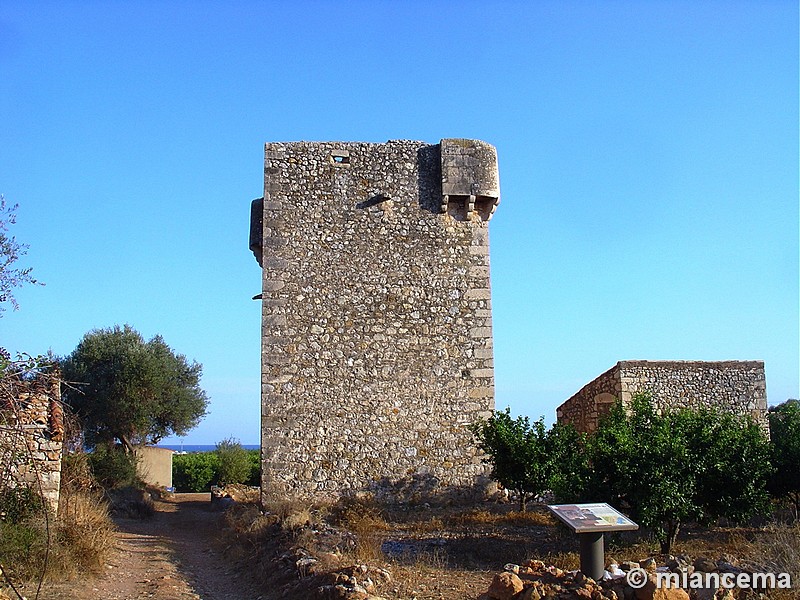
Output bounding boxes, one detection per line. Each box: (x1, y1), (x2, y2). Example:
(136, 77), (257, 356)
(157, 444), (260, 453)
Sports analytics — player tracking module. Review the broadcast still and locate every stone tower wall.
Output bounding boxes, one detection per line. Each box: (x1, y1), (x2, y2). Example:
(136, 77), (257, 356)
(253, 139), (500, 501)
(557, 360), (768, 434)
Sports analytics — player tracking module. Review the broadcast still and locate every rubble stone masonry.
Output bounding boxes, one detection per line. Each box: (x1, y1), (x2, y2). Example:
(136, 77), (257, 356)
(250, 139), (501, 501)
(556, 360), (767, 434)
(0, 375), (64, 513)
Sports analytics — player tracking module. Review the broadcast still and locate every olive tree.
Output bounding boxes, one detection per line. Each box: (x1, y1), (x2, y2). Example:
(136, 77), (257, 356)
(0, 197), (40, 316)
(62, 325), (209, 453)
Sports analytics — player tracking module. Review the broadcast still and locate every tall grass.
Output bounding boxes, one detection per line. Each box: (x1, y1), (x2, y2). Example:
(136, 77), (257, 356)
(53, 485), (116, 576)
(0, 485), (115, 589)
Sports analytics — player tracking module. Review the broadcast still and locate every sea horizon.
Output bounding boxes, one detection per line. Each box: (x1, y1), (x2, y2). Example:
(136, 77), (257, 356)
(158, 444), (260, 453)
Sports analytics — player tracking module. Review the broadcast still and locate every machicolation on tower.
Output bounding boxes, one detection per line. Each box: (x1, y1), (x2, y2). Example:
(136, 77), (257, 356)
(250, 139), (500, 501)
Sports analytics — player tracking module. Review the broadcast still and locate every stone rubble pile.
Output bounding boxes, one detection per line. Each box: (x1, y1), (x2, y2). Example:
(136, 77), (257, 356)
(210, 484), (260, 510)
(480, 555), (771, 600)
(273, 544), (390, 599)
(315, 563), (393, 600)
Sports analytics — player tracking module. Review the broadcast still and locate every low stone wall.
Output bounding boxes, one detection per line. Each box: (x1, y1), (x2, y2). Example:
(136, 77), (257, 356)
(0, 373), (64, 512)
(556, 364), (621, 433)
(557, 361), (768, 434)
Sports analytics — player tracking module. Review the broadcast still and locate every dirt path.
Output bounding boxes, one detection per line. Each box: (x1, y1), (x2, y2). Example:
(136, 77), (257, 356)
(30, 493), (264, 600)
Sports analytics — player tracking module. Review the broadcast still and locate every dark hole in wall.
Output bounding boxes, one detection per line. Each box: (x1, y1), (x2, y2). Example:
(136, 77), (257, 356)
(416, 144), (442, 214)
(356, 194), (390, 210)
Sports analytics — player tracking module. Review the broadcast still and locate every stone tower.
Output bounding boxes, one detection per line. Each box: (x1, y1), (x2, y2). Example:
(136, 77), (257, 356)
(249, 139), (500, 501)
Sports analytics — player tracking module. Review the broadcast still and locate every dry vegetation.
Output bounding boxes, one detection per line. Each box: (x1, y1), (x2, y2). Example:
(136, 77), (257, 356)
(0, 452), (115, 598)
(217, 494), (800, 600)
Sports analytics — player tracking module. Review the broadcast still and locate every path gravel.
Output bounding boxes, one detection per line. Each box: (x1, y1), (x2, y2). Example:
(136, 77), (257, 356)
(24, 493), (265, 600)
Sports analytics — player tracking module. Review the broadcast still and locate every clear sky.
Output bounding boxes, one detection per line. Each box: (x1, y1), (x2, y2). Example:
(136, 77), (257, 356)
(2, 1), (797, 445)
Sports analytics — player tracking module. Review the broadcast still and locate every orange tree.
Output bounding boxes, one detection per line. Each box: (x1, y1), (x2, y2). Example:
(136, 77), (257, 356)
(587, 394), (772, 553)
(470, 408), (587, 511)
(768, 399), (800, 518)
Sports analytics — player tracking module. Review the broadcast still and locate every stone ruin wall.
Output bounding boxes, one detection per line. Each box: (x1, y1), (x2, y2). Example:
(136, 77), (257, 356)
(0, 375), (64, 512)
(555, 364), (621, 434)
(557, 360), (768, 434)
(251, 139), (500, 501)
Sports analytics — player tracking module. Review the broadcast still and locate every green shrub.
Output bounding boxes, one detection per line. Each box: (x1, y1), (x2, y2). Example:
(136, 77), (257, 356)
(88, 444), (139, 489)
(469, 409), (585, 511)
(588, 394), (772, 554)
(246, 449), (260, 486)
(768, 399), (800, 518)
(0, 486), (45, 524)
(216, 438), (251, 485)
(0, 487), (49, 581)
(0, 520), (48, 578)
(171, 447), (259, 492)
(173, 451), (220, 492)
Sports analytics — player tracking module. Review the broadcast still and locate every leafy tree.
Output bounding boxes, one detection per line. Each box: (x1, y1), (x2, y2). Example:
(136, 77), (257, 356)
(470, 408), (585, 510)
(0, 197), (40, 316)
(215, 437), (251, 486)
(768, 399), (800, 518)
(61, 325), (209, 452)
(588, 394), (771, 553)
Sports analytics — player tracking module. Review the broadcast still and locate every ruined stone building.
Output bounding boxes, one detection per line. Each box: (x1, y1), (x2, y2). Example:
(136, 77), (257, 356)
(0, 373), (64, 513)
(556, 360), (768, 434)
(249, 139), (500, 500)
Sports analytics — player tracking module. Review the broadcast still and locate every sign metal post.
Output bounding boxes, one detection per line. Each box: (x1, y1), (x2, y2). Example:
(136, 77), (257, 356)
(547, 503), (638, 580)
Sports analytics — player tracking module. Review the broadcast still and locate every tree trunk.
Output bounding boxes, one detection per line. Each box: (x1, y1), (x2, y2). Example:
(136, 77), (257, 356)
(519, 492), (527, 512)
(660, 520), (680, 554)
(119, 434), (136, 455)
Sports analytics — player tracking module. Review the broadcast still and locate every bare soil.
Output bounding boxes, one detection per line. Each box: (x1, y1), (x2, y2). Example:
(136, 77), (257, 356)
(23, 493), (264, 600)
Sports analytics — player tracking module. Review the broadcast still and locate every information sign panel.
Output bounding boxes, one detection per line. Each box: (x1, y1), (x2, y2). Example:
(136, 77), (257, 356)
(547, 503), (638, 533)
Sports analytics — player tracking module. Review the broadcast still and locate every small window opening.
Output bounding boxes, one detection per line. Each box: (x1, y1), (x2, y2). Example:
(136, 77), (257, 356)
(331, 151), (350, 166)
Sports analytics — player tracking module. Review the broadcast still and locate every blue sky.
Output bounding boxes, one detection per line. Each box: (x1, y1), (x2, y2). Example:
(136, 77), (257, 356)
(2, 1), (797, 444)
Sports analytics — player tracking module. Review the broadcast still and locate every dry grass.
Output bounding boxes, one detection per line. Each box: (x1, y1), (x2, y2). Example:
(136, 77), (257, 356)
(329, 496), (391, 562)
(218, 495), (800, 600)
(536, 551), (581, 571)
(262, 498), (324, 531)
(225, 503), (276, 537)
(0, 492), (114, 591)
(52, 487), (116, 576)
(0, 453), (116, 591)
(387, 563), (491, 599)
(51, 451), (116, 578)
(447, 507), (556, 528)
(761, 523), (800, 578)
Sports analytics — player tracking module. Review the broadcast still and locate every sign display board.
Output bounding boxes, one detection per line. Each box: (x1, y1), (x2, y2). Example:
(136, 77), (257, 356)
(547, 503), (639, 533)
